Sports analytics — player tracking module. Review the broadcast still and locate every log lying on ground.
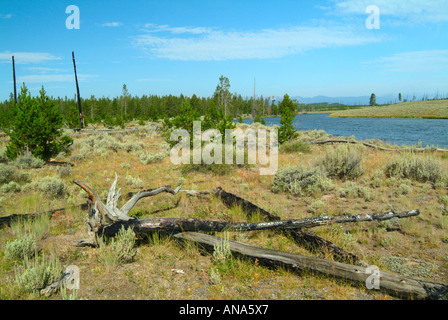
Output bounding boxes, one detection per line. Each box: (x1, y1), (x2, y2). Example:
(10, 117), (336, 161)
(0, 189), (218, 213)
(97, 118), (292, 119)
(184, 187), (363, 264)
(213, 187), (281, 222)
(101, 209), (420, 237)
(309, 139), (448, 153)
(174, 232), (448, 300)
(287, 229), (367, 266)
(0, 203), (89, 229)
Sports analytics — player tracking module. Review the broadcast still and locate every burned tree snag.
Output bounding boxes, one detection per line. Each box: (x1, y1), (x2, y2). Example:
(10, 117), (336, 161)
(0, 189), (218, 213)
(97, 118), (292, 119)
(72, 51), (85, 129)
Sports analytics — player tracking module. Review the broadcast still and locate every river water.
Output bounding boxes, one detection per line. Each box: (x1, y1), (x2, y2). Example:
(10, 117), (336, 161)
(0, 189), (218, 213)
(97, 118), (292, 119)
(241, 114), (448, 148)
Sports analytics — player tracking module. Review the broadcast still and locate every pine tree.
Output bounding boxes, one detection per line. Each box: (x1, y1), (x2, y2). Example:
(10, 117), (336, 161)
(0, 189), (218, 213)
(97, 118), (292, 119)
(6, 84), (73, 162)
(278, 94), (298, 144)
(370, 93), (377, 106)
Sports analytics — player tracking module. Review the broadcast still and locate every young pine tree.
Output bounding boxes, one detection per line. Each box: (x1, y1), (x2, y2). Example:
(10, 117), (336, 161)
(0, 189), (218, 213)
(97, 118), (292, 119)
(6, 84), (73, 162)
(278, 94), (298, 144)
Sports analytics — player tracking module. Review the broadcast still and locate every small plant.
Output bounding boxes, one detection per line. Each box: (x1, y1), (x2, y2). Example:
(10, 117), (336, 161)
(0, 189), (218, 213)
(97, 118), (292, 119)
(12, 152), (45, 169)
(0, 164), (15, 184)
(98, 226), (137, 268)
(125, 175), (143, 188)
(319, 144), (365, 180)
(0, 147), (8, 163)
(4, 235), (36, 260)
(35, 176), (68, 199)
(308, 199), (325, 215)
(139, 152), (166, 165)
(272, 165), (334, 197)
(14, 253), (63, 293)
(212, 232), (231, 264)
(1, 181), (21, 193)
(279, 139), (312, 154)
(395, 183), (411, 196)
(385, 153), (445, 184)
(57, 166), (72, 178)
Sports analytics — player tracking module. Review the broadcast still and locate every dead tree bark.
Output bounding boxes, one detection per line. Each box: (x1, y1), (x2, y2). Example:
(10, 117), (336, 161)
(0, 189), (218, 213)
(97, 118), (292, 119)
(174, 232), (448, 300)
(73, 173), (183, 247)
(309, 139), (448, 153)
(99, 209), (420, 237)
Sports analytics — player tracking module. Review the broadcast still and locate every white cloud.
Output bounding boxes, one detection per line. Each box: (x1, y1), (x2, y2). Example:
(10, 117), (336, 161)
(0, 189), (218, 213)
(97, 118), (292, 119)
(331, 0), (448, 24)
(132, 25), (381, 61)
(0, 13), (13, 19)
(142, 23), (212, 35)
(101, 22), (123, 27)
(0, 51), (62, 64)
(366, 50), (448, 72)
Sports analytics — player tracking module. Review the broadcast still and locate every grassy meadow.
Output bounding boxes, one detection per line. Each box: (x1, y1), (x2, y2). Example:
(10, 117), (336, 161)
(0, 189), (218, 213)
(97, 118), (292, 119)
(330, 100), (448, 119)
(0, 122), (447, 300)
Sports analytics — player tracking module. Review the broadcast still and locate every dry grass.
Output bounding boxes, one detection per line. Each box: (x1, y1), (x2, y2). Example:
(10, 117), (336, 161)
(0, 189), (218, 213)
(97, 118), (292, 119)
(0, 123), (447, 300)
(330, 99), (448, 119)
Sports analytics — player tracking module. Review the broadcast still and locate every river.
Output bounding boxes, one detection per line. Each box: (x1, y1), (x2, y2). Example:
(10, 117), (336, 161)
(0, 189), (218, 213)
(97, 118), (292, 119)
(241, 114), (448, 149)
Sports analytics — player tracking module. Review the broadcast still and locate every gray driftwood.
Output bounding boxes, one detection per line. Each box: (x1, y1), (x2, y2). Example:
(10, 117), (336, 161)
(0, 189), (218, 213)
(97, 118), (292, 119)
(309, 139), (448, 153)
(73, 173), (183, 247)
(174, 232), (448, 300)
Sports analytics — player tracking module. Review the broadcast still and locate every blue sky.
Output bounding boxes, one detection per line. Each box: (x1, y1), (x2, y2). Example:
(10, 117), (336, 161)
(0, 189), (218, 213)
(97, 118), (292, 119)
(1, 0), (447, 102)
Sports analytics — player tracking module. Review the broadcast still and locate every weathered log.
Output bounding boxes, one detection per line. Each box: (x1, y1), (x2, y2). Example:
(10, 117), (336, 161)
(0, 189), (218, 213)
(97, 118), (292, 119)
(101, 209), (420, 237)
(183, 187), (363, 264)
(213, 187), (281, 222)
(287, 230), (367, 266)
(309, 139), (448, 153)
(174, 232), (448, 300)
(0, 203), (88, 229)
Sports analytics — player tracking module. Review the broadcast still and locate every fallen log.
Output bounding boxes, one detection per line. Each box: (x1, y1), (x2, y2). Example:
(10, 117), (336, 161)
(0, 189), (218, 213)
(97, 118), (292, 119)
(309, 139), (448, 153)
(287, 230), (367, 266)
(100, 209), (420, 237)
(174, 232), (448, 300)
(213, 187), (281, 222)
(0, 203), (88, 228)
(185, 187), (363, 264)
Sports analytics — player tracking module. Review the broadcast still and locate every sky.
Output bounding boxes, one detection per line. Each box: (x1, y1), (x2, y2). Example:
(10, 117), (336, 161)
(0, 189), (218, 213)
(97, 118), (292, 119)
(0, 0), (447, 102)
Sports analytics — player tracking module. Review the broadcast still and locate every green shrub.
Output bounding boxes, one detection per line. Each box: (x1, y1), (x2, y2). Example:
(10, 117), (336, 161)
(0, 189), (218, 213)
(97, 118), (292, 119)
(1, 181), (21, 193)
(15, 171), (32, 183)
(0, 164), (15, 184)
(0, 147), (8, 163)
(57, 166), (72, 178)
(279, 139), (312, 154)
(12, 152), (45, 169)
(272, 166), (334, 196)
(139, 152), (166, 165)
(98, 226), (137, 268)
(319, 144), (365, 180)
(35, 176), (68, 199)
(4, 235), (36, 260)
(14, 253), (63, 292)
(385, 153), (445, 184)
(395, 183), (411, 195)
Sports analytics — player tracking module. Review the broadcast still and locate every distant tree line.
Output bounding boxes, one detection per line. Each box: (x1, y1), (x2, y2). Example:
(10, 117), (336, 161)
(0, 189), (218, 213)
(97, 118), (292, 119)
(0, 78), (282, 130)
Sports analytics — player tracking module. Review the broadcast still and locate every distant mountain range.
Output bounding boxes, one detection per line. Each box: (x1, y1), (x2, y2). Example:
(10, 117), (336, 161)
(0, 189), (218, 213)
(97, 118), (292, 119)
(291, 94), (402, 106)
(270, 93), (444, 106)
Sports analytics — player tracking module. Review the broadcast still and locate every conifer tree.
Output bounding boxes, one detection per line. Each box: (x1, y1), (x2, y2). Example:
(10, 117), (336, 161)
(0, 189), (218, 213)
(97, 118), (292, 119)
(6, 84), (73, 162)
(278, 94), (298, 144)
